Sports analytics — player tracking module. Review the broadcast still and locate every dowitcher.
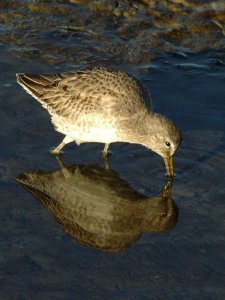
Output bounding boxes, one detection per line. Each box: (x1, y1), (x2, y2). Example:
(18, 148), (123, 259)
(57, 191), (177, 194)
(16, 68), (181, 176)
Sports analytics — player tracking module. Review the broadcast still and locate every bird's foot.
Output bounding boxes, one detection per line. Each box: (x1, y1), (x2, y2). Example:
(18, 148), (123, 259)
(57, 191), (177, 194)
(51, 141), (66, 156)
(51, 149), (61, 156)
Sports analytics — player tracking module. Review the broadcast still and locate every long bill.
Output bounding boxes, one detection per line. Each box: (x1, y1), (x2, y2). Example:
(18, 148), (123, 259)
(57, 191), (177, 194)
(163, 155), (174, 177)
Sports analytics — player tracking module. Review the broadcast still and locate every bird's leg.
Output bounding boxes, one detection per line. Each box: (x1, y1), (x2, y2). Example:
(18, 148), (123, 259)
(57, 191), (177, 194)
(102, 143), (110, 170)
(102, 143), (110, 159)
(51, 141), (66, 155)
(51, 136), (73, 155)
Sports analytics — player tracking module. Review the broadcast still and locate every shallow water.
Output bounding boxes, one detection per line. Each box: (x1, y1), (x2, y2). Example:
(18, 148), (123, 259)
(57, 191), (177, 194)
(1, 1), (225, 299)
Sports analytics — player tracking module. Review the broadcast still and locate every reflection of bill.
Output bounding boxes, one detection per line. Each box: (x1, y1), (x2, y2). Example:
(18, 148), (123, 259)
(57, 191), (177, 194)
(16, 156), (178, 253)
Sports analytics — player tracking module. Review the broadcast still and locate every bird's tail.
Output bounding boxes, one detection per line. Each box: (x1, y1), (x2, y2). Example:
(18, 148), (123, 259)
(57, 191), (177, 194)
(16, 73), (59, 101)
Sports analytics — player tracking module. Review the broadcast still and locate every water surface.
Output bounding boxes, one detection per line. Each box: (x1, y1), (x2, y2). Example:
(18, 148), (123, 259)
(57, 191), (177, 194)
(1, 1), (225, 299)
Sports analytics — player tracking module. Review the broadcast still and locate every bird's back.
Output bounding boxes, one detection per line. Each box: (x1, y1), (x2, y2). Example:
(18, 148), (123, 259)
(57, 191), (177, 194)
(16, 68), (152, 121)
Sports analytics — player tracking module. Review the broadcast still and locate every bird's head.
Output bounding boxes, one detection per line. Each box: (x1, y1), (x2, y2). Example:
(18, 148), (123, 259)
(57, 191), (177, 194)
(144, 114), (182, 176)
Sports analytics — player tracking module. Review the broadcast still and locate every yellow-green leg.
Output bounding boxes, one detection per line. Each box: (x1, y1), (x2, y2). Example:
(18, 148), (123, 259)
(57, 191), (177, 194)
(102, 143), (110, 170)
(102, 143), (110, 159)
(51, 141), (66, 155)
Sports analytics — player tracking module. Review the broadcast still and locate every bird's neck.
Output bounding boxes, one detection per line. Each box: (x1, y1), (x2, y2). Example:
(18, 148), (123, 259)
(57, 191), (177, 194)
(121, 112), (156, 147)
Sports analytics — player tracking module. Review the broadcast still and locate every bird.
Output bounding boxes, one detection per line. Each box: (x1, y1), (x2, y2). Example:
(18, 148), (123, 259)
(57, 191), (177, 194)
(16, 67), (181, 176)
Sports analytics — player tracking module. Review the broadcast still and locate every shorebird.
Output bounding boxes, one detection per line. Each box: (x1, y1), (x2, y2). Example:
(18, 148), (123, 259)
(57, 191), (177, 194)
(16, 67), (181, 176)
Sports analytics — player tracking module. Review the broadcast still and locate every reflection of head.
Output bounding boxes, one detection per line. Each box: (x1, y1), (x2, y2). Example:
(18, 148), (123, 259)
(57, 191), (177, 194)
(141, 195), (178, 232)
(16, 163), (178, 252)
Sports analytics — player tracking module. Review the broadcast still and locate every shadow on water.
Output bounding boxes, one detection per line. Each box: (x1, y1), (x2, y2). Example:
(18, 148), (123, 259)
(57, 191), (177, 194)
(15, 156), (178, 253)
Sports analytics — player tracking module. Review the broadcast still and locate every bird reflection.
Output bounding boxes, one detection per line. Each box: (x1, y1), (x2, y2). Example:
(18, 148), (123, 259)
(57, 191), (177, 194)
(16, 156), (178, 252)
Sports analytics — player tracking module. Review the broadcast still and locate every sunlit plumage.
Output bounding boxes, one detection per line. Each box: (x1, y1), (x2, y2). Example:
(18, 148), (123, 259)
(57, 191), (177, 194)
(16, 67), (181, 176)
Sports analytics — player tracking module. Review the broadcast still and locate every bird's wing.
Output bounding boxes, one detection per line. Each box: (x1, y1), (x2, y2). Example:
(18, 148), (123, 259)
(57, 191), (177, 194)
(16, 71), (104, 119)
(16, 68), (151, 120)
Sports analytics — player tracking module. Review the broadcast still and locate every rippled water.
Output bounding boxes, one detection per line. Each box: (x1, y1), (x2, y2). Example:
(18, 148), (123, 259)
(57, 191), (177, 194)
(1, 1), (225, 299)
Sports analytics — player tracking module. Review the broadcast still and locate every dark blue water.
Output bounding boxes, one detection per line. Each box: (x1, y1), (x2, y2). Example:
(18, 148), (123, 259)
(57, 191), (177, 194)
(1, 1), (225, 299)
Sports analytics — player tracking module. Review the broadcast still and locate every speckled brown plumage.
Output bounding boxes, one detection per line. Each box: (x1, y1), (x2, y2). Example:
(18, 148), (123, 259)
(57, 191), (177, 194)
(16, 67), (181, 176)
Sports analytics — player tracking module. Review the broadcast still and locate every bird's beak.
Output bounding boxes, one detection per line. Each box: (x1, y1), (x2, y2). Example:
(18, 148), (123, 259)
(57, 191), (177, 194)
(163, 155), (174, 177)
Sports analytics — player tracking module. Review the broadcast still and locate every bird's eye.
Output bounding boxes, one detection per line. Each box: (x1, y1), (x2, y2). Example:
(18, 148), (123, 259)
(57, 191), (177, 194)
(160, 212), (167, 218)
(165, 141), (171, 148)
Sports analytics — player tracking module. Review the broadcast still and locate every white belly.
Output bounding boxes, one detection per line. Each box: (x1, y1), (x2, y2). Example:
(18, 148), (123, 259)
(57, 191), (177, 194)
(51, 114), (119, 144)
